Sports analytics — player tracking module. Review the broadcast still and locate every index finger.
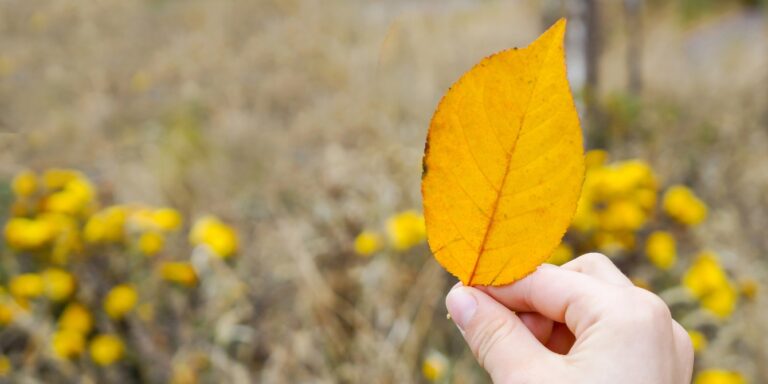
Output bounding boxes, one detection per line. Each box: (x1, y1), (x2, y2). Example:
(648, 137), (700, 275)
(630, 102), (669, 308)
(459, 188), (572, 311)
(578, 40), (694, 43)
(478, 264), (622, 337)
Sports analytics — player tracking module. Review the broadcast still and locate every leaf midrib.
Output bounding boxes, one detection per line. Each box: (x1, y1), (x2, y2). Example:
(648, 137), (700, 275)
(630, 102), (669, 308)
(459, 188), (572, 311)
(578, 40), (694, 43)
(465, 42), (557, 286)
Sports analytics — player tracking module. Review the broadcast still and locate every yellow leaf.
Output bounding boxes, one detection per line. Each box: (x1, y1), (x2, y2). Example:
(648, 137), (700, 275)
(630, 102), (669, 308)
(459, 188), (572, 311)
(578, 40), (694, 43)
(421, 19), (584, 286)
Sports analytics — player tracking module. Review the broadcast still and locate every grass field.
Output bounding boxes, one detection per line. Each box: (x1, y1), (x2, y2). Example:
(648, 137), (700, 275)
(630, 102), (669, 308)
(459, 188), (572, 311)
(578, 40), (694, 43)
(1, 0), (767, 382)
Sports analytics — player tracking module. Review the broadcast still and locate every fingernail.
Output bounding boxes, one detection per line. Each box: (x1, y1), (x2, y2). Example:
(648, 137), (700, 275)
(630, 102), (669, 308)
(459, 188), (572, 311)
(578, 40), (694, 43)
(446, 287), (477, 331)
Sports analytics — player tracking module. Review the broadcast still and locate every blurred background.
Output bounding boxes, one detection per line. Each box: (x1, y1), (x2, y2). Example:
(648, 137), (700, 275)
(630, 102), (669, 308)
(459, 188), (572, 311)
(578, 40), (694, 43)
(0, 0), (767, 382)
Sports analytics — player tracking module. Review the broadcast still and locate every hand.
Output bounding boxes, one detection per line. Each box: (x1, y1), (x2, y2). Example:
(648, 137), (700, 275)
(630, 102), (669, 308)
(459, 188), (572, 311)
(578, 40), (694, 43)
(445, 253), (693, 384)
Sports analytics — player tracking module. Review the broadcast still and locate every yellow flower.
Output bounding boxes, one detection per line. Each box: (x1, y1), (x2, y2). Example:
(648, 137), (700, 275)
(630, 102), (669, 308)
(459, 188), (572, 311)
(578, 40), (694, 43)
(103, 284), (138, 319)
(594, 231), (635, 254)
(159, 262), (198, 287)
(152, 208), (183, 232)
(84, 206), (128, 244)
(663, 185), (707, 226)
(571, 197), (599, 233)
(42, 169), (79, 191)
(633, 187), (657, 212)
(0, 303), (13, 326)
(138, 232), (165, 256)
(44, 177), (95, 216)
(4, 217), (55, 250)
(739, 278), (758, 300)
(385, 210), (426, 251)
(9, 274), (44, 300)
(353, 230), (382, 256)
(683, 252), (738, 318)
(701, 283), (738, 319)
(683, 252), (729, 299)
(190, 216), (238, 258)
(590, 160), (656, 201)
(0, 355), (10, 377)
(38, 213), (82, 263)
(12, 170), (38, 198)
(51, 329), (85, 359)
(645, 231), (677, 270)
(89, 334), (124, 366)
(422, 351), (448, 382)
(631, 277), (651, 291)
(547, 243), (573, 265)
(59, 303), (92, 334)
(688, 330), (707, 353)
(584, 149), (608, 170)
(694, 370), (746, 384)
(599, 200), (646, 232)
(42, 268), (76, 302)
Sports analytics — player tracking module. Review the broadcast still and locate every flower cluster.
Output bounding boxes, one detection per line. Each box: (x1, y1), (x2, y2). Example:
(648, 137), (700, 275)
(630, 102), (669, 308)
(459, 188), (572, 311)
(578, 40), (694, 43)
(0, 169), (238, 376)
(552, 150), (749, 382)
(373, 151), (753, 383)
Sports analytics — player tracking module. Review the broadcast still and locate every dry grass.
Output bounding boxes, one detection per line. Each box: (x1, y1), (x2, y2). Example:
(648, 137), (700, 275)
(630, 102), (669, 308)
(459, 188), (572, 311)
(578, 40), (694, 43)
(1, 0), (767, 382)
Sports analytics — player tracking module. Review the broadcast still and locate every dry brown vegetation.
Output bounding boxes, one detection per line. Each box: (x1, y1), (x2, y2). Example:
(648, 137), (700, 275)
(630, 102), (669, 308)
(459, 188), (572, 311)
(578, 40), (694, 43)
(1, 0), (767, 382)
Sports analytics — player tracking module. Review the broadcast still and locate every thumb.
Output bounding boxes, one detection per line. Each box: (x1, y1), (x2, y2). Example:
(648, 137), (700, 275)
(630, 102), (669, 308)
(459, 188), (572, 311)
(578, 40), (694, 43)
(446, 285), (555, 380)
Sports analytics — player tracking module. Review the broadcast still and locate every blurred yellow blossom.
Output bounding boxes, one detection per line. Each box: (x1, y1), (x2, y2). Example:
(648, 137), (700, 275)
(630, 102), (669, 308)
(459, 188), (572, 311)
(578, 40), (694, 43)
(44, 177), (95, 216)
(0, 355), (9, 377)
(51, 329), (86, 359)
(42, 169), (80, 191)
(152, 208), (183, 232)
(59, 303), (92, 334)
(631, 277), (651, 291)
(594, 231), (635, 254)
(599, 200), (646, 232)
(38, 213), (82, 264)
(422, 351), (448, 382)
(645, 231), (677, 270)
(353, 230), (382, 256)
(688, 330), (707, 353)
(571, 198), (599, 233)
(739, 278), (758, 300)
(590, 160), (657, 202)
(90, 334), (124, 366)
(385, 210), (426, 251)
(4, 218), (55, 250)
(694, 370), (746, 384)
(633, 187), (657, 212)
(190, 216), (238, 258)
(584, 149), (608, 170)
(683, 252), (730, 298)
(138, 232), (165, 256)
(85, 206), (128, 244)
(104, 284), (138, 319)
(42, 268), (76, 302)
(0, 303), (13, 326)
(701, 283), (738, 318)
(547, 243), (573, 265)
(12, 170), (38, 198)
(683, 252), (738, 318)
(9, 274), (44, 300)
(663, 185), (707, 226)
(159, 262), (198, 287)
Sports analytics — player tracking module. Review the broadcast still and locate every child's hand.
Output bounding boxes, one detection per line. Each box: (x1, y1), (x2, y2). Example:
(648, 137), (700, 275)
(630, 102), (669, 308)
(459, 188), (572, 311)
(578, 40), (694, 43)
(446, 253), (693, 384)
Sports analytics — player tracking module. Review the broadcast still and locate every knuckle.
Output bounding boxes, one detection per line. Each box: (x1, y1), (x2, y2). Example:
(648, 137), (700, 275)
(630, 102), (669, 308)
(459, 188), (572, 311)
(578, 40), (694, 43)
(469, 315), (515, 370)
(635, 289), (672, 321)
(605, 287), (671, 327)
(580, 252), (613, 268)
